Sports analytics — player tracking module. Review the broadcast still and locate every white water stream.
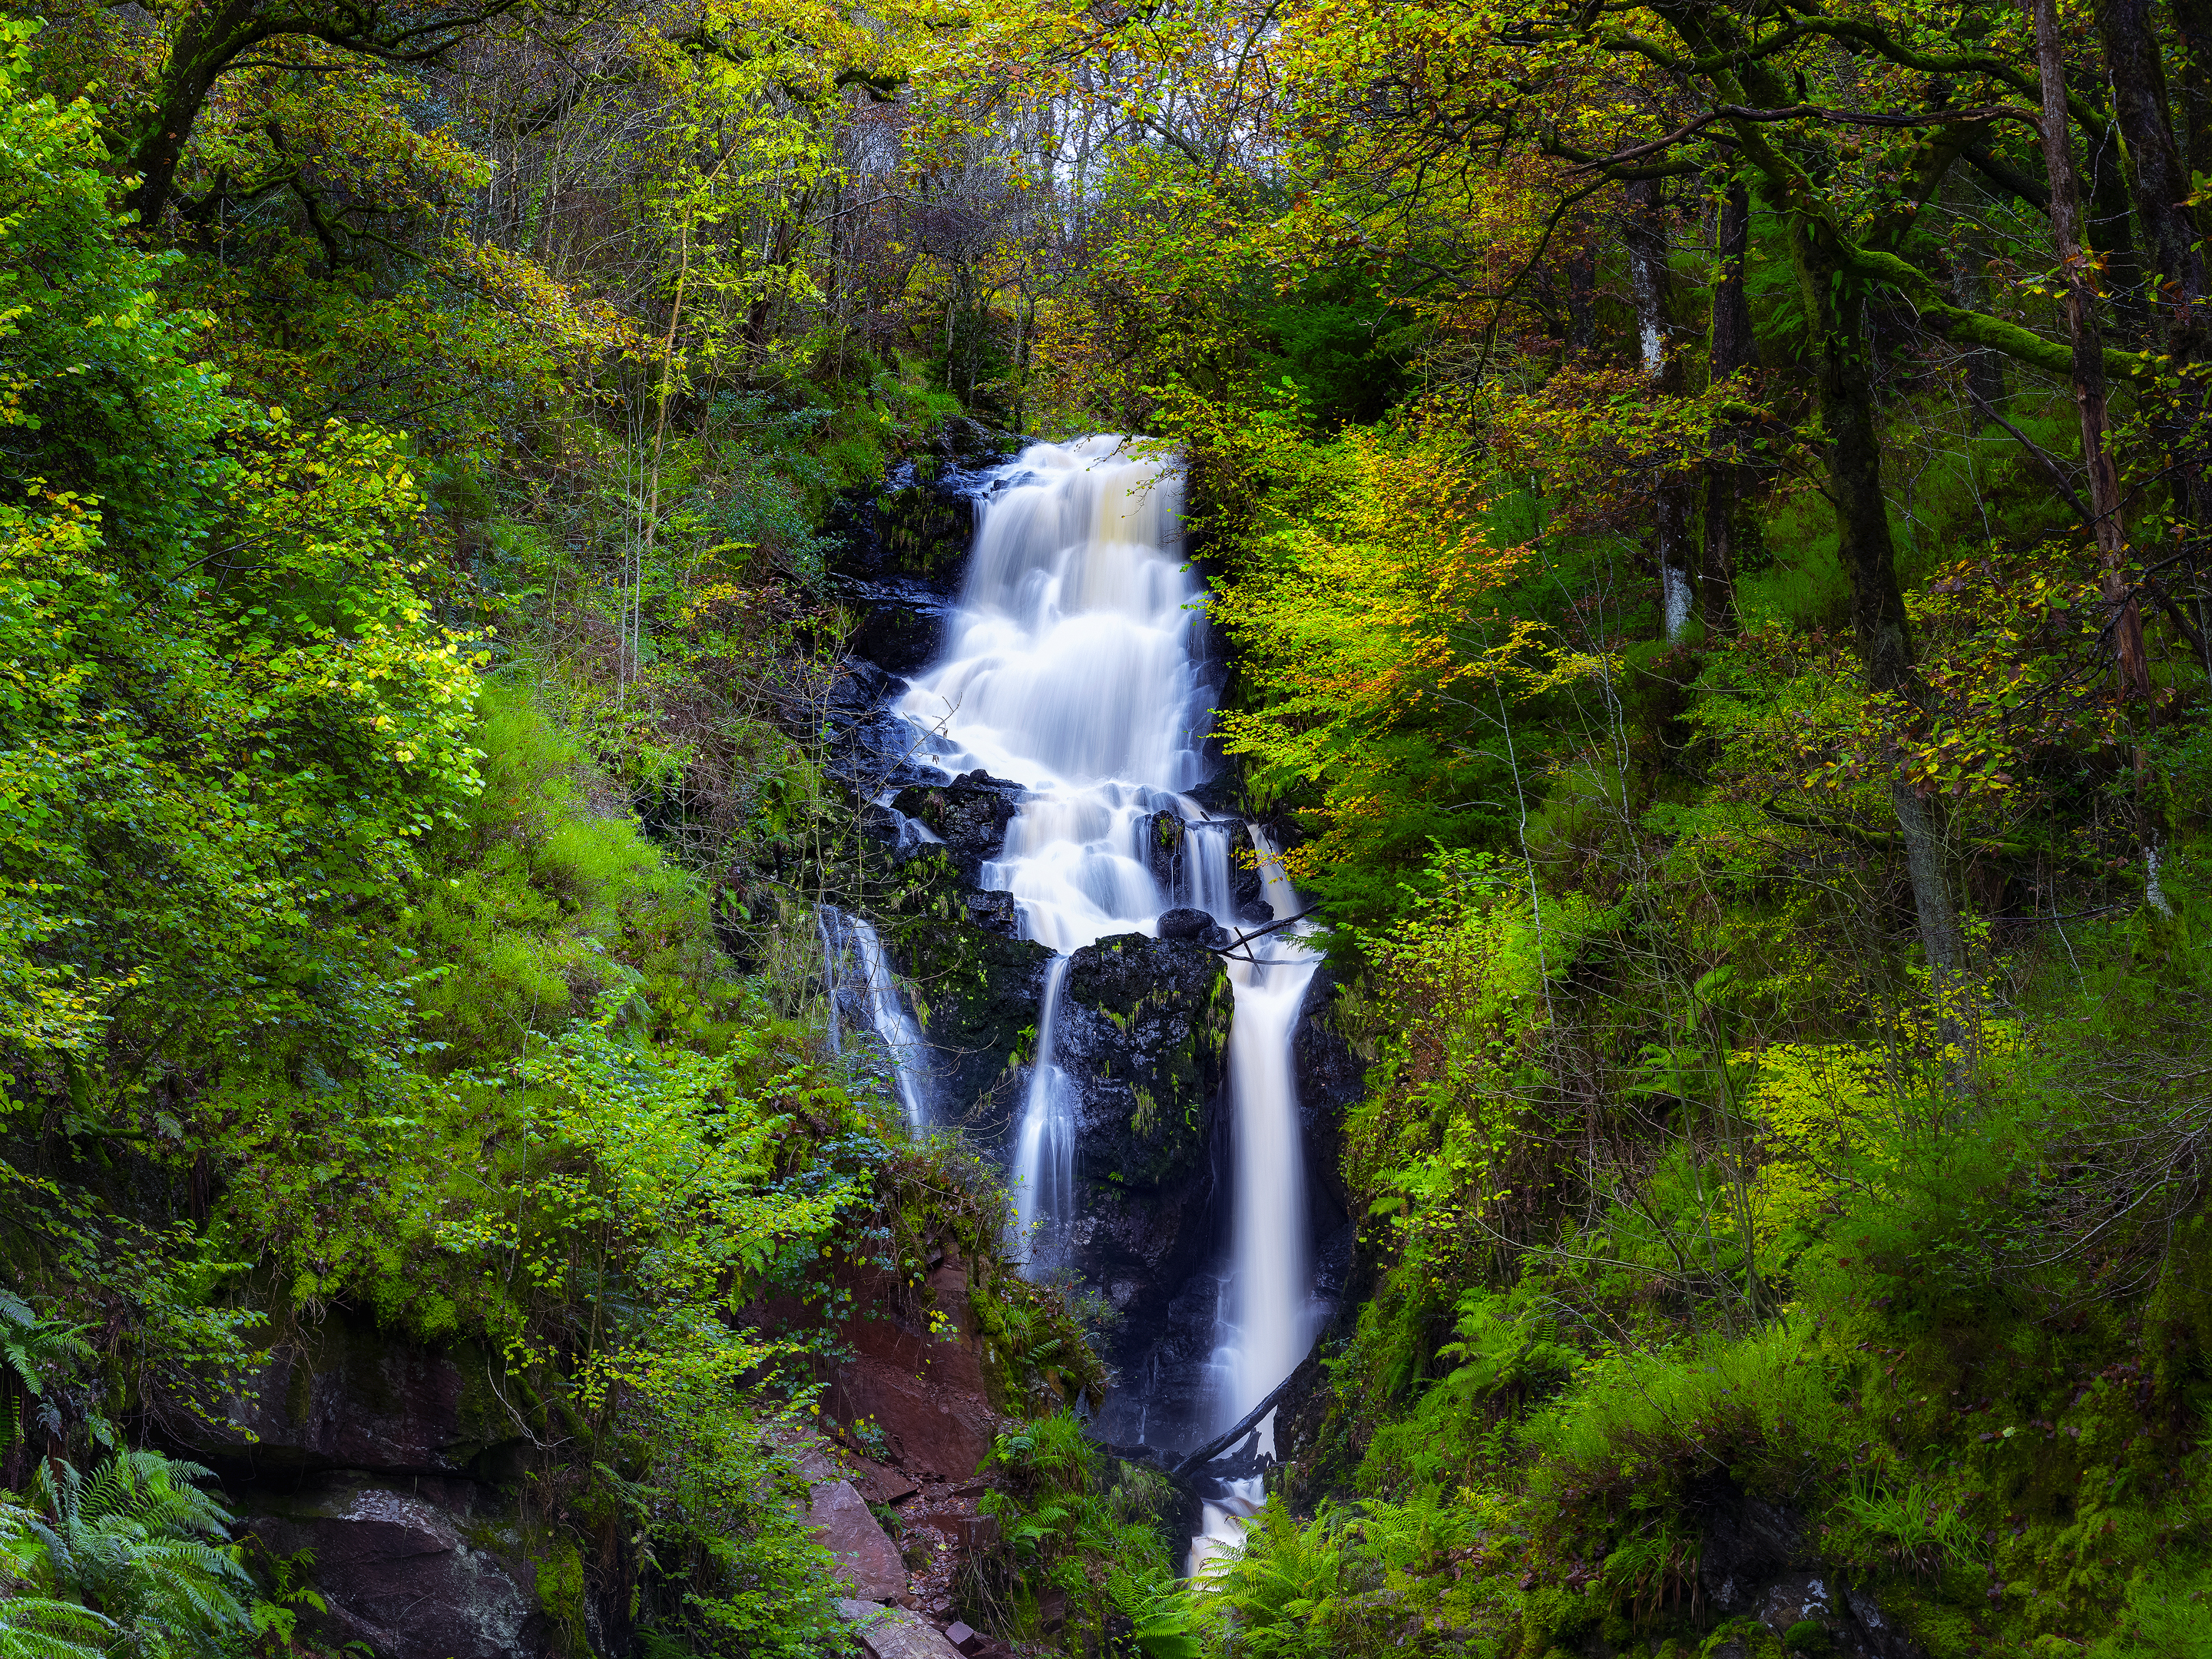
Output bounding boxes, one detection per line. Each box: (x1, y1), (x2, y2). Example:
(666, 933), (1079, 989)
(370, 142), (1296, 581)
(820, 908), (932, 1128)
(878, 435), (1322, 1568)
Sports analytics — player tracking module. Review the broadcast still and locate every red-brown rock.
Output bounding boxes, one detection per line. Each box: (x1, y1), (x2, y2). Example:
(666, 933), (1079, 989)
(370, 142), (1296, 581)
(836, 1602), (966, 1659)
(808, 1479), (906, 1601)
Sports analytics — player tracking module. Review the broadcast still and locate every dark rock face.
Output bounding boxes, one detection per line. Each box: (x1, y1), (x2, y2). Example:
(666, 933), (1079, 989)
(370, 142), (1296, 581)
(164, 1316), (511, 1480)
(242, 1476), (554, 1659)
(827, 657), (899, 720)
(961, 889), (1018, 935)
(1684, 1481), (1926, 1658)
(1291, 965), (1365, 1237)
(1696, 1479), (1804, 1613)
(891, 771), (1025, 880)
(1056, 933), (1232, 1190)
(1224, 822), (1271, 922)
(877, 849), (1055, 1128)
(838, 575), (955, 677)
(1155, 907), (1218, 944)
(832, 420), (1022, 586)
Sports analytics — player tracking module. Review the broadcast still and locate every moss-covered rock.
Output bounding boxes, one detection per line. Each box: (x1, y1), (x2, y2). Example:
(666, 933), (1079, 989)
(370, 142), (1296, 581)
(878, 846), (1052, 1127)
(1055, 932), (1232, 1189)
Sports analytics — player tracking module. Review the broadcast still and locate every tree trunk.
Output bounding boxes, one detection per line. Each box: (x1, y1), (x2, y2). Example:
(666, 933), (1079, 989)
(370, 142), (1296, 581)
(2037, 0), (2166, 910)
(119, 0), (263, 227)
(2174, 0), (2212, 185)
(2035, 0), (2149, 700)
(2084, 117), (2154, 342)
(1786, 210), (1967, 970)
(1700, 179), (1753, 632)
(1626, 178), (1696, 640)
(2099, 0), (2210, 355)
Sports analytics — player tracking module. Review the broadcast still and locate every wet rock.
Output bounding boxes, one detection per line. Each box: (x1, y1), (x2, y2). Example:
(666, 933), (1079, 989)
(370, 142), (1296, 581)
(868, 432), (1022, 582)
(1695, 1479), (1805, 1613)
(836, 1602), (967, 1659)
(809, 1479), (907, 1601)
(961, 889), (1018, 935)
(827, 657), (899, 718)
(240, 1475), (551, 1659)
(892, 771), (1025, 880)
(1154, 907), (1218, 943)
(876, 853), (1054, 1126)
(1224, 822), (1271, 922)
(1183, 771), (1246, 816)
(838, 575), (956, 676)
(1291, 966), (1365, 1243)
(1055, 933), (1232, 1189)
(1143, 810), (1187, 891)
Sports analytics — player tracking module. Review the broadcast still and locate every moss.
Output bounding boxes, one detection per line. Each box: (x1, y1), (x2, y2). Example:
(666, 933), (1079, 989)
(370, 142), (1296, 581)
(535, 1538), (589, 1659)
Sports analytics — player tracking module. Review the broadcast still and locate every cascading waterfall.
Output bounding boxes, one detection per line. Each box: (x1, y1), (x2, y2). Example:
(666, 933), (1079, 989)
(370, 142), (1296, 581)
(892, 437), (1208, 1273)
(1009, 958), (1075, 1270)
(888, 435), (1321, 1568)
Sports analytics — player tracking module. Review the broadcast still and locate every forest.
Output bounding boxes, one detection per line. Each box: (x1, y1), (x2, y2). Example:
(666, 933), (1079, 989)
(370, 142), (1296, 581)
(2, 0), (2210, 1653)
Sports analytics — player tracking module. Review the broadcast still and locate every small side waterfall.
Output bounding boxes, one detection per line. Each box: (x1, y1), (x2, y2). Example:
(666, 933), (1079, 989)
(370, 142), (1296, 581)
(820, 906), (932, 1128)
(1010, 958), (1075, 1270)
(1182, 827), (1321, 1574)
(1218, 828), (1320, 1420)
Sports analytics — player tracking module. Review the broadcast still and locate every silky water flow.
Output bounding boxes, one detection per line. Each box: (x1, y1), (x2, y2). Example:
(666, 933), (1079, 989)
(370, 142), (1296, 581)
(882, 437), (1323, 1571)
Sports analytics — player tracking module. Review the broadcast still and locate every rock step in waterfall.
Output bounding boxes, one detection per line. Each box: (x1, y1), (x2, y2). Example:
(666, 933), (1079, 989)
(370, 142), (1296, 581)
(826, 435), (1350, 1561)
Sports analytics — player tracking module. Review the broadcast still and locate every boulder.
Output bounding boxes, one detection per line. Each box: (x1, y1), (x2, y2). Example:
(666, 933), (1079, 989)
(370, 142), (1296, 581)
(808, 1479), (907, 1601)
(241, 1475), (552, 1659)
(836, 1602), (967, 1659)
(892, 771), (1025, 879)
(1055, 933), (1232, 1190)
(1155, 907), (1223, 945)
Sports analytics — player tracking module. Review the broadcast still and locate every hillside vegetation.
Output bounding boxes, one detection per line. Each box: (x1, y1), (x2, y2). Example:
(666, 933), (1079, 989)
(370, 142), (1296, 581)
(2, 0), (2210, 1655)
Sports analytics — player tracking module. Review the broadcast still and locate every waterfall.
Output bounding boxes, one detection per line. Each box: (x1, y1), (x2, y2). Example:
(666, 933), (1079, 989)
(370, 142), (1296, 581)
(820, 906), (932, 1128)
(1214, 826), (1320, 1422)
(1009, 957), (1075, 1270)
(889, 435), (1320, 1568)
(1181, 826), (1321, 1575)
(892, 438), (1207, 1275)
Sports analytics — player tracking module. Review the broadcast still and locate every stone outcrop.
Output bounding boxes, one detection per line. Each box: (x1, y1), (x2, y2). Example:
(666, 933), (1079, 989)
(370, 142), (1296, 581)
(162, 1316), (512, 1479)
(241, 1475), (554, 1659)
(830, 419), (1020, 588)
(1142, 809), (1185, 891)
(1055, 932), (1232, 1190)
(875, 854), (1054, 1129)
(836, 1602), (971, 1659)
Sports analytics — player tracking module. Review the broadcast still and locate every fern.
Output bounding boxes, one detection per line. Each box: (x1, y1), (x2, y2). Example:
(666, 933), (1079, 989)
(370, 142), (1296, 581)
(18, 1449), (256, 1659)
(0, 1595), (116, 1659)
